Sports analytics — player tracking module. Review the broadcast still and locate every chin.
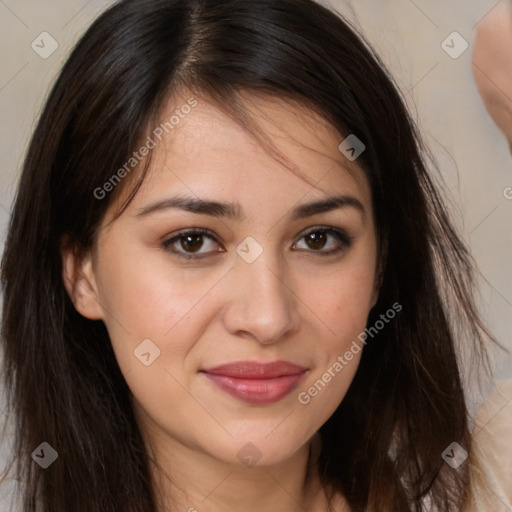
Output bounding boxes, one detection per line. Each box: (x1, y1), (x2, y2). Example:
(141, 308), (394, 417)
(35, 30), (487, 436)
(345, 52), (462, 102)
(212, 432), (310, 469)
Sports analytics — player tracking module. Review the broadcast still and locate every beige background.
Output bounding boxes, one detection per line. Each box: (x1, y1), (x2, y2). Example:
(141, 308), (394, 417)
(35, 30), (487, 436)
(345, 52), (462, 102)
(0, 0), (511, 509)
(327, 0), (512, 380)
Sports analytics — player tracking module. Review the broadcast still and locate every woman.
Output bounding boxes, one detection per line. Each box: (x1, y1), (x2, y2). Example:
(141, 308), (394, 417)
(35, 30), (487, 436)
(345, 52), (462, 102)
(0, 0), (505, 510)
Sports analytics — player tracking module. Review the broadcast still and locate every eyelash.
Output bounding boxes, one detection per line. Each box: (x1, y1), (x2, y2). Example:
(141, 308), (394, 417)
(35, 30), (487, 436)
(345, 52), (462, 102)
(161, 226), (353, 261)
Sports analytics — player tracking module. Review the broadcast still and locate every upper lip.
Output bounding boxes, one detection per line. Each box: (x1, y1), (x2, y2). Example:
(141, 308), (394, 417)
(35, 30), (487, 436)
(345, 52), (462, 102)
(202, 360), (308, 379)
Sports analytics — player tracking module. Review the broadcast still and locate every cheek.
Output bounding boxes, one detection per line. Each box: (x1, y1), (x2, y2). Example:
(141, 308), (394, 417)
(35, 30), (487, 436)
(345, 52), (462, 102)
(296, 350), (361, 428)
(94, 250), (212, 428)
(295, 243), (377, 409)
(313, 254), (377, 347)
(93, 244), (207, 370)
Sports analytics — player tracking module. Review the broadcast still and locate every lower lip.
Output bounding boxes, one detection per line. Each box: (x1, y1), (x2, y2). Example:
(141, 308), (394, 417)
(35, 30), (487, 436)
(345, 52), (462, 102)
(204, 372), (306, 404)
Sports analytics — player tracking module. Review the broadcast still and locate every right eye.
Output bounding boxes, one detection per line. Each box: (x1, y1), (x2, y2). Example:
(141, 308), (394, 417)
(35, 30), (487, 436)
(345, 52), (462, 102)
(162, 228), (225, 260)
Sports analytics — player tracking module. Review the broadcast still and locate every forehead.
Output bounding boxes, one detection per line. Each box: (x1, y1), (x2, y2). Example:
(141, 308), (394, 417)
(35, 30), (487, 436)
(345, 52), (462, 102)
(112, 92), (372, 219)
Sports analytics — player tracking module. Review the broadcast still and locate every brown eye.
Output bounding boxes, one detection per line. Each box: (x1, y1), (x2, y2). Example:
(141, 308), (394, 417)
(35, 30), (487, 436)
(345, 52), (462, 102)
(180, 233), (204, 253)
(162, 229), (222, 259)
(305, 231), (328, 250)
(294, 227), (353, 256)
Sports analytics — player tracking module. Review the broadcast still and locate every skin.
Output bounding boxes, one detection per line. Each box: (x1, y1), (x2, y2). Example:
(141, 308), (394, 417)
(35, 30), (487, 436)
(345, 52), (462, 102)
(472, 1), (512, 145)
(62, 92), (380, 512)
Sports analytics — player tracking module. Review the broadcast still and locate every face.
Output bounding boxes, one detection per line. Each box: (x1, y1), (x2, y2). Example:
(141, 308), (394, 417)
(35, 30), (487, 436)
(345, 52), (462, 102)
(63, 92), (379, 469)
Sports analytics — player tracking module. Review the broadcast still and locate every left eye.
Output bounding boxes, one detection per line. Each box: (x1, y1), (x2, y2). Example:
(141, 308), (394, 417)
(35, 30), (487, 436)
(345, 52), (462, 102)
(162, 227), (352, 259)
(293, 227), (352, 255)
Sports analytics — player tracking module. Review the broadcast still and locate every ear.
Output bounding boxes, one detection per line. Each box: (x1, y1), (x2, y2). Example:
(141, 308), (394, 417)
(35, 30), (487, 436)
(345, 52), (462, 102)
(61, 240), (104, 320)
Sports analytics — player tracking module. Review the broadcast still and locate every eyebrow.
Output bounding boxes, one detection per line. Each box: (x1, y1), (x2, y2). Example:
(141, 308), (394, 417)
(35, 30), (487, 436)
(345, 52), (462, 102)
(136, 194), (365, 221)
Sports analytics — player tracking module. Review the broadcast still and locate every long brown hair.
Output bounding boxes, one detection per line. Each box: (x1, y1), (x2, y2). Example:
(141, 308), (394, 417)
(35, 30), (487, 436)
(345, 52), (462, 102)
(1, 0), (499, 510)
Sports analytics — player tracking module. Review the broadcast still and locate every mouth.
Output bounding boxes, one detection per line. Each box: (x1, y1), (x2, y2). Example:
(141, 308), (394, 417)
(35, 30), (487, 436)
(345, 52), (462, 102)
(201, 360), (308, 405)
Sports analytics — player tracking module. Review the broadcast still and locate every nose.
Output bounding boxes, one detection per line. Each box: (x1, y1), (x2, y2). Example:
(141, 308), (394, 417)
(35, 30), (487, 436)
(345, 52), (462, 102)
(221, 250), (301, 345)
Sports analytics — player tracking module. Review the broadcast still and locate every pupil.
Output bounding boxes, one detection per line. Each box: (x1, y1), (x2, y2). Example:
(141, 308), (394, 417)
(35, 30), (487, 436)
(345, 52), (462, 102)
(307, 232), (326, 250)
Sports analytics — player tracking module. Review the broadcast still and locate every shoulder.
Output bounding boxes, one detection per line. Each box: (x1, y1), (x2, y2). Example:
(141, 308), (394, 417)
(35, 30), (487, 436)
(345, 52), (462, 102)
(465, 379), (512, 511)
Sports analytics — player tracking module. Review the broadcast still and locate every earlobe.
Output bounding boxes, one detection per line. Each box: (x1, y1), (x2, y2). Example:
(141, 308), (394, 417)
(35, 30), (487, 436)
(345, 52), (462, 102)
(61, 243), (104, 320)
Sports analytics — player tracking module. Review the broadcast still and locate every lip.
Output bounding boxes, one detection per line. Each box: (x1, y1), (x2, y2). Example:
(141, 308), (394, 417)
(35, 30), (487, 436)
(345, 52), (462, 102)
(201, 361), (308, 404)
